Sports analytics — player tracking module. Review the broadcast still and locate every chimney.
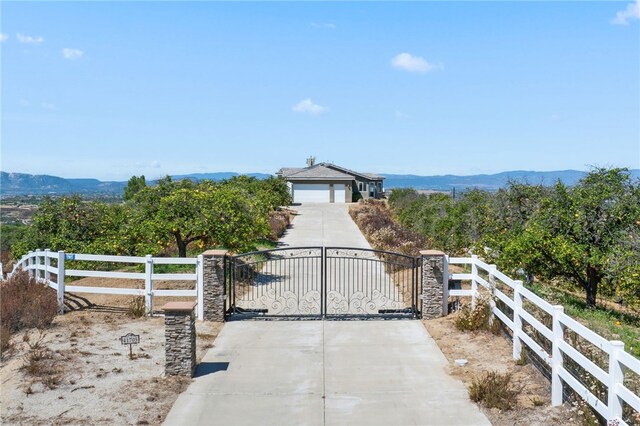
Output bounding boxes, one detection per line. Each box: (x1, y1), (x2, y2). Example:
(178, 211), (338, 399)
(306, 156), (316, 167)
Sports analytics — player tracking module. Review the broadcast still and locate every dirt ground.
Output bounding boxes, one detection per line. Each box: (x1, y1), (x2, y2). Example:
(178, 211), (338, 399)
(424, 315), (584, 426)
(0, 291), (222, 425)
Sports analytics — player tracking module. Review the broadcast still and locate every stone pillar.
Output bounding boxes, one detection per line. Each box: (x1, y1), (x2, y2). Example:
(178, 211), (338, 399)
(202, 250), (228, 322)
(420, 250), (449, 319)
(163, 301), (197, 377)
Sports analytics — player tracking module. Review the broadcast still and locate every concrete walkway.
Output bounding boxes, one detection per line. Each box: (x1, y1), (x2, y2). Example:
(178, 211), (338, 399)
(164, 203), (491, 425)
(163, 321), (490, 426)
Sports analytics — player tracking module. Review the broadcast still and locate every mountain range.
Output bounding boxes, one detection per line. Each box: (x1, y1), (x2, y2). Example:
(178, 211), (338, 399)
(1, 169), (638, 196)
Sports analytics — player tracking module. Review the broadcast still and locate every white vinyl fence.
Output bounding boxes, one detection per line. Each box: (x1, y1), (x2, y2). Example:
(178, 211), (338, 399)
(6, 249), (205, 320)
(449, 254), (639, 425)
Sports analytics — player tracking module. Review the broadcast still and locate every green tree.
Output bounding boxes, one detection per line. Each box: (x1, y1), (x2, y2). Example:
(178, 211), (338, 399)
(10, 196), (130, 257)
(129, 178), (270, 256)
(501, 168), (640, 307)
(123, 175), (147, 201)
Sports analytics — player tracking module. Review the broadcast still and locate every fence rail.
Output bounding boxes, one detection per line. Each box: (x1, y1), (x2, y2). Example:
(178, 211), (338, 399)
(450, 254), (639, 425)
(5, 249), (204, 320)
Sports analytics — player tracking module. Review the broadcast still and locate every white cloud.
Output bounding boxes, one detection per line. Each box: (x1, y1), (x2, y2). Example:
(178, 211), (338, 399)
(395, 110), (410, 119)
(292, 98), (327, 115)
(62, 48), (84, 59)
(391, 53), (438, 73)
(150, 160), (161, 169)
(41, 102), (57, 111)
(0, 33), (8, 42)
(311, 22), (336, 29)
(19, 99), (30, 107)
(16, 33), (44, 44)
(611, 0), (640, 24)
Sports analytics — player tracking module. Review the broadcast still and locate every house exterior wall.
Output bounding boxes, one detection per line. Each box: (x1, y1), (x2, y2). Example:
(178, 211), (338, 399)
(289, 179), (351, 203)
(354, 179), (384, 200)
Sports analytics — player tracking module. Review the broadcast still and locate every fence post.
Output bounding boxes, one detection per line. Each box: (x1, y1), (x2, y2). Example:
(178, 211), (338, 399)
(196, 254), (204, 321)
(145, 255), (153, 316)
(551, 304), (565, 406)
(28, 251), (34, 278)
(512, 280), (523, 360)
(202, 250), (228, 322)
(488, 264), (497, 323)
(608, 340), (625, 420)
(35, 249), (42, 281)
(419, 250), (448, 319)
(471, 254), (478, 308)
(56, 251), (66, 315)
(44, 249), (51, 283)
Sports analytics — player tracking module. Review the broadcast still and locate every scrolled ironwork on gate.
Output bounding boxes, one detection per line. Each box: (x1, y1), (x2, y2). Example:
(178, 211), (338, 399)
(227, 246), (420, 319)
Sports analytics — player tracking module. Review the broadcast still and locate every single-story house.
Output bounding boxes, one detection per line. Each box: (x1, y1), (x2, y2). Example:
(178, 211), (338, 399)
(276, 158), (384, 204)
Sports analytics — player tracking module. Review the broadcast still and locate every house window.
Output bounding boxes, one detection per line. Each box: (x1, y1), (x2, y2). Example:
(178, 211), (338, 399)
(358, 182), (363, 191)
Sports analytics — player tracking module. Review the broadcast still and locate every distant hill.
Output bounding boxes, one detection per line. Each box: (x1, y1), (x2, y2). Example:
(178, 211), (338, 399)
(1, 172), (127, 195)
(382, 169), (640, 192)
(0, 171), (272, 196)
(1, 169), (638, 196)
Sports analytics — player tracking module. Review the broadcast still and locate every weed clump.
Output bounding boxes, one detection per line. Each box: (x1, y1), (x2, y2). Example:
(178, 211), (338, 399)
(469, 371), (518, 411)
(454, 297), (496, 332)
(22, 330), (63, 390)
(128, 296), (146, 318)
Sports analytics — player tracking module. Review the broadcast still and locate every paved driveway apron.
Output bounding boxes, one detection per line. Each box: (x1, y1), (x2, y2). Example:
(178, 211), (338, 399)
(164, 204), (490, 426)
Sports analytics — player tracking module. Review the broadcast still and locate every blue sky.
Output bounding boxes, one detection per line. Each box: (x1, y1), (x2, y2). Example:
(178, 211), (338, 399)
(1, 1), (639, 181)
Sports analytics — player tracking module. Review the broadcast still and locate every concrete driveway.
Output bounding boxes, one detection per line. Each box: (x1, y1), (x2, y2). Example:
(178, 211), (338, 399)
(163, 321), (490, 426)
(164, 203), (491, 425)
(279, 204), (370, 248)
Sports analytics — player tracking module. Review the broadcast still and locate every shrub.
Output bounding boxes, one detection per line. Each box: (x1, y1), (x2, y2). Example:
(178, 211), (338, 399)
(0, 270), (57, 334)
(469, 371), (518, 411)
(349, 200), (426, 256)
(268, 210), (291, 241)
(454, 297), (494, 332)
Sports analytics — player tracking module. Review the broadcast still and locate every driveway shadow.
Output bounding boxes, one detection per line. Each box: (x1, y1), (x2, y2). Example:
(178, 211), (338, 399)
(194, 362), (229, 378)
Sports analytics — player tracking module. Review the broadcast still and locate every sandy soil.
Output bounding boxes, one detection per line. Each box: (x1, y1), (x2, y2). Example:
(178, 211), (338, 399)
(0, 293), (221, 425)
(424, 315), (583, 425)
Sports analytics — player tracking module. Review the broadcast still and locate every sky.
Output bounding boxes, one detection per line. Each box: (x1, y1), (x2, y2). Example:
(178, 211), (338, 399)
(1, 1), (639, 181)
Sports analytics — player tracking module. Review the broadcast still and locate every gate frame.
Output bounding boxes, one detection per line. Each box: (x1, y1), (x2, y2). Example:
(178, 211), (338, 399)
(225, 246), (422, 320)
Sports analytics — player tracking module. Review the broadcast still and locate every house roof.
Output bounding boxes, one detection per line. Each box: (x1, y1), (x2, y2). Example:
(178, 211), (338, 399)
(277, 163), (384, 182)
(282, 164), (355, 181)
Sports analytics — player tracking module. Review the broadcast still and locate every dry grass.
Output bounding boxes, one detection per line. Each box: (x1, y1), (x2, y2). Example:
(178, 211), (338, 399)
(1, 270), (57, 332)
(469, 371), (519, 411)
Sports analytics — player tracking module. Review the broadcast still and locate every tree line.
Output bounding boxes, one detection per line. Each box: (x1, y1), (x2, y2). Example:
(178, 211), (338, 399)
(10, 175), (292, 258)
(388, 168), (640, 308)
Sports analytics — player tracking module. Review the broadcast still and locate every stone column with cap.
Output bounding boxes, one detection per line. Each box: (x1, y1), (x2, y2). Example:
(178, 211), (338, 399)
(420, 250), (449, 319)
(202, 250), (228, 322)
(163, 301), (197, 377)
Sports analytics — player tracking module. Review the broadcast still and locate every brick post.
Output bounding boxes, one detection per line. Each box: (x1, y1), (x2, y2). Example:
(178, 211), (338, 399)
(202, 250), (228, 322)
(420, 250), (449, 319)
(163, 301), (197, 377)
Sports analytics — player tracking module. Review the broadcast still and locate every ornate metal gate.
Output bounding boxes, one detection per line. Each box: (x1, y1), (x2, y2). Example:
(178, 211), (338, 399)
(226, 246), (420, 319)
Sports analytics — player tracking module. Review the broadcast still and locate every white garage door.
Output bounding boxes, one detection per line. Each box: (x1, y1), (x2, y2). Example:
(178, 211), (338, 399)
(333, 184), (346, 203)
(293, 184), (330, 203)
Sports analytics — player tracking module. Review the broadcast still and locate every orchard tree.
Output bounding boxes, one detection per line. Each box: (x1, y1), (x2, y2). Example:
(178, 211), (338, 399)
(129, 178), (270, 256)
(11, 196), (130, 257)
(503, 168), (639, 307)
